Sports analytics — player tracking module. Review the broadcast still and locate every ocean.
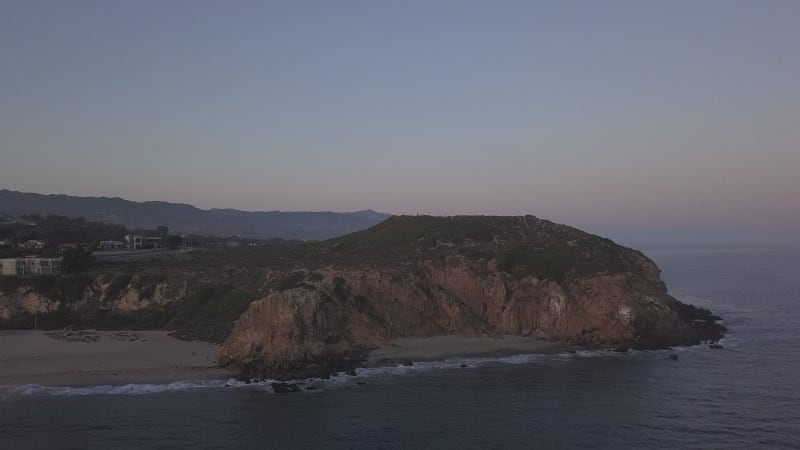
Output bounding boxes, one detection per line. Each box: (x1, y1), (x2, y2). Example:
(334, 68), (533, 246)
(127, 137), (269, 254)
(2, 243), (799, 449)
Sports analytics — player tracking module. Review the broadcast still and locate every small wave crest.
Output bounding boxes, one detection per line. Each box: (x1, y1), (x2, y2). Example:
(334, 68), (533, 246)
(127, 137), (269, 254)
(0, 379), (229, 401)
(1, 345), (720, 400)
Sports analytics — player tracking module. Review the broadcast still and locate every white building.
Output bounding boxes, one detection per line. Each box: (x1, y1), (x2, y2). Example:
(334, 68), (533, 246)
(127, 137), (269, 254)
(0, 257), (62, 275)
(19, 240), (46, 249)
(0, 259), (15, 275)
(98, 240), (125, 249)
(124, 235), (162, 249)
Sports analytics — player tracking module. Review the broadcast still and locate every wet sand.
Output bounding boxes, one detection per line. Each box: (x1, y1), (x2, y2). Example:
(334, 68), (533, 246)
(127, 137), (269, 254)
(0, 332), (569, 386)
(0, 330), (231, 387)
(365, 335), (568, 366)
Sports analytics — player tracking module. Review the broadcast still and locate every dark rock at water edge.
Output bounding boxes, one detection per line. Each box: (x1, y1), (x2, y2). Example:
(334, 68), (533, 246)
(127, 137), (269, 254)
(271, 382), (302, 394)
(224, 348), (369, 382)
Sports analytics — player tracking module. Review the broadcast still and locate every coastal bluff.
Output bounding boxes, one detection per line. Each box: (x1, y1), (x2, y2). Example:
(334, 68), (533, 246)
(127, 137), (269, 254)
(218, 216), (725, 379)
(0, 216), (725, 381)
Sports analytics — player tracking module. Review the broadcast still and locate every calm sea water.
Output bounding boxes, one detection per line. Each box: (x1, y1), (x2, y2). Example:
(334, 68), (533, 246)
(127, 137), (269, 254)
(2, 244), (799, 449)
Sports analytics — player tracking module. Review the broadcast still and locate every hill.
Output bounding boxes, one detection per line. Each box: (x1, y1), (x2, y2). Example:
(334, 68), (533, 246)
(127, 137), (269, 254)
(0, 189), (389, 240)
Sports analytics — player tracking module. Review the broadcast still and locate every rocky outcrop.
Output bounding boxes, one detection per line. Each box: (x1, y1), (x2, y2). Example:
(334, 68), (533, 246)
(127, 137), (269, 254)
(0, 273), (187, 330)
(218, 216), (725, 380)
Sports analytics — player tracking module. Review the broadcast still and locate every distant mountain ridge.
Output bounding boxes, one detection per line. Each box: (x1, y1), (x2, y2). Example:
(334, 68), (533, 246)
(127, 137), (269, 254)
(0, 189), (390, 240)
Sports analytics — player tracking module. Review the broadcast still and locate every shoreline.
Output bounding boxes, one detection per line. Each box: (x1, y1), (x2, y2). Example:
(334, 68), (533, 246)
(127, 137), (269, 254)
(0, 330), (231, 387)
(364, 335), (569, 367)
(1, 331), (570, 387)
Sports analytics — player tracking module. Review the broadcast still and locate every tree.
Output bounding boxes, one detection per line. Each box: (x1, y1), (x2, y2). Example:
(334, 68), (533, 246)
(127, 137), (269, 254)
(157, 225), (169, 238)
(61, 249), (93, 274)
(166, 235), (183, 249)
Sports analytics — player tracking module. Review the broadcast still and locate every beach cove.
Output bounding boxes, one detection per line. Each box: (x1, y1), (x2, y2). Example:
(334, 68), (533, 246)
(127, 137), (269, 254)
(0, 330), (574, 388)
(0, 330), (229, 387)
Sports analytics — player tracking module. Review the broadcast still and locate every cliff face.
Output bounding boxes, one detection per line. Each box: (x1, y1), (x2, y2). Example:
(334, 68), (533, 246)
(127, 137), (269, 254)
(0, 273), (185, 328)
(218, 216), (724, 380)
(0, 216), (725, 380)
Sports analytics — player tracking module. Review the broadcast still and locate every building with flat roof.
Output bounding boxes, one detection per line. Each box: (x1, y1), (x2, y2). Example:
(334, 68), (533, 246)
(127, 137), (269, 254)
(0, 257), (62, 275)
(98, 240), (125, 250)
(124, 235), (162, 250)
(19, 240), (46, 249)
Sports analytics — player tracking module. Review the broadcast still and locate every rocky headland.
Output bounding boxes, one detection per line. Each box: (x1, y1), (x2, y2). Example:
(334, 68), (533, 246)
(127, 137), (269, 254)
(0, 216), (725, 382)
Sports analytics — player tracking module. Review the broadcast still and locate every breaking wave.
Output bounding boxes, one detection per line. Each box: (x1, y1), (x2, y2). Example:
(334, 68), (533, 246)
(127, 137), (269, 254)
(0, 379), (230, 401)
(1, 343), (722, 401)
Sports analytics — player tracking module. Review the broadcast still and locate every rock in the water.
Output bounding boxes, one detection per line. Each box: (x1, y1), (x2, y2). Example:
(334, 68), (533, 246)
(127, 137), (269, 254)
(460, 364), (469, 368)
(709, 343), (724, 350)
(271, 382), (302, 394)
(668, 353), (679, 361)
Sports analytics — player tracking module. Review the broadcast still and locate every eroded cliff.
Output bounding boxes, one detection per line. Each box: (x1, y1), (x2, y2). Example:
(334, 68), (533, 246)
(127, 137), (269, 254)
(218, 216), (724, 379)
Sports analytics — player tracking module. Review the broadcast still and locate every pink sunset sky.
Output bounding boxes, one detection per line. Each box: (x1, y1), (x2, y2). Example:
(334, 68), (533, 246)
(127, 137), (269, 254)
(2, 1), (798, 243)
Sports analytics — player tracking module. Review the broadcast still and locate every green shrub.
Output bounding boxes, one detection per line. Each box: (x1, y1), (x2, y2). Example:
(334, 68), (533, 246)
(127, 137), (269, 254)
(130, 273), (166, 300)
(105, 274), (133, 299)
(172, 285), (257, 343)
(275, 272), (307, 291)
(333, 276), (349, 301)
(497, 244), (579, 282)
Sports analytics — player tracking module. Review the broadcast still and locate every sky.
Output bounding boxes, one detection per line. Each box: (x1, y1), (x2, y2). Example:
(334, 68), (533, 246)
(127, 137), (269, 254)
(1, 0), (799, 243)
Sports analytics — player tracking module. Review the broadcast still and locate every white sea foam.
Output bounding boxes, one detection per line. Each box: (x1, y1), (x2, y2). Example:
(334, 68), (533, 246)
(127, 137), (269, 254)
(0, 379), (230, 401)
(0, 351), (588, 400)
(0, 345), (720, 400)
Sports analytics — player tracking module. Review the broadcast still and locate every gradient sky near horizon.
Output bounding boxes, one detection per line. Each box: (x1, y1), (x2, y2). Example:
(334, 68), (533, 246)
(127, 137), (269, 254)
(2, 1), (799, 242)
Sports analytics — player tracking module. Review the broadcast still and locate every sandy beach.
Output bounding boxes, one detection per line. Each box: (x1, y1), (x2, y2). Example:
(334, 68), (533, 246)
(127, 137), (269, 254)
(0, 330), (231, 387)
(0, 331), (567, 387)
(365, 335), (568, 366)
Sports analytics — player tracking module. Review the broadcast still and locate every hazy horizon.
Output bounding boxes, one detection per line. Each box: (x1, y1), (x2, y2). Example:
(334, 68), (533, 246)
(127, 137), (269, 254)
(2, 1), (799, 244)
(2, 187), (796, 246)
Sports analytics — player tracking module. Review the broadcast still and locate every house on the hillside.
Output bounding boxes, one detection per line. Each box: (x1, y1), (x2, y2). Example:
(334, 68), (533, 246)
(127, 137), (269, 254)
(124, 235), (162, 250)
(0, 257), (61, 275)
(98, 240), (125, 250)
(181, 235), (202, 247)
(18, 240), (45, 249)
(124, 234), (142, 249)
